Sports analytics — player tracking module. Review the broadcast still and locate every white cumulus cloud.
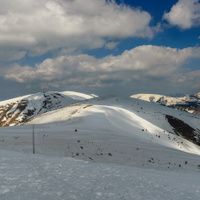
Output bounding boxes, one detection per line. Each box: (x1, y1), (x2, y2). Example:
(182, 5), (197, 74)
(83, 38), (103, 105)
(0, 0), (153, 58)
(3, 45), (200, 93)
(163, 0), (200, 29)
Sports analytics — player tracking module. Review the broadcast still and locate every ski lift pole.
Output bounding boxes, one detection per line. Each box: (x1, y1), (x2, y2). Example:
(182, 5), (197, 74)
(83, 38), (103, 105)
(32, 124), (35, 154)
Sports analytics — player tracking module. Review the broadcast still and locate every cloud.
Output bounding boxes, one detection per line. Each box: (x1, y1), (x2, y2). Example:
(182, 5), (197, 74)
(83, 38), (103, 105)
(105, 42), (119, 50)
(0, 0), (153, 58)
(163, 0), (200, 29)
(0, 49), (26, 63)
(3, 45), (200, 93)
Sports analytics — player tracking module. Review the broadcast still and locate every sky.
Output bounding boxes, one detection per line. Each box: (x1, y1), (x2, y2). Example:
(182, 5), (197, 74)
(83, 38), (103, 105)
(0, 0), (200, 100)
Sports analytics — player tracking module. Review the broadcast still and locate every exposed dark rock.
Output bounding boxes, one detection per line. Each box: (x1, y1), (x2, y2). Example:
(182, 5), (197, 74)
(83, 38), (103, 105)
(171, 105), (200, 115)
(0, 91), (78, 127)
(166, 115), (200, 146)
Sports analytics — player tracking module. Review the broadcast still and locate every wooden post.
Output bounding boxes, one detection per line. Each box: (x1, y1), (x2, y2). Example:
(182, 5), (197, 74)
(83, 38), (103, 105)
(32, 124), (35, 154)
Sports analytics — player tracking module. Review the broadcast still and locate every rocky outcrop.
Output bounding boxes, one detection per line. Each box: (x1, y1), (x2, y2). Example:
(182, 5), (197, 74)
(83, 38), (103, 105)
(0, 92), (77, 127)
(166, 115), (200, 146)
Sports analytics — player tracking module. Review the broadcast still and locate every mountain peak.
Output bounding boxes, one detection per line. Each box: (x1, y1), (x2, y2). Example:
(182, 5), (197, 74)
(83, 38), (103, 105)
(0, 91), (94, 127)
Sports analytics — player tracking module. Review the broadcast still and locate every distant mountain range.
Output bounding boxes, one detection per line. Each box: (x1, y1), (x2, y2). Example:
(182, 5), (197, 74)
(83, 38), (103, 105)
(131, 93), (200, 114)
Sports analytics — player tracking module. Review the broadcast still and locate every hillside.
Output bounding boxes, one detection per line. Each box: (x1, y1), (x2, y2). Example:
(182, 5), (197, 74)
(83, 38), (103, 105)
(0, 91), (94, 127)
(1, 92), (200, 199)
(1, 92), (200, 149)
(25, 95), (200, 150)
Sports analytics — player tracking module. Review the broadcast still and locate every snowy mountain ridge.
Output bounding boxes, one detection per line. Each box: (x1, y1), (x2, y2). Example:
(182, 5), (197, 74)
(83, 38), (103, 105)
(0, 91), (94, 127)
(1, 91), (200, 149)
(131, 93), (200, 114)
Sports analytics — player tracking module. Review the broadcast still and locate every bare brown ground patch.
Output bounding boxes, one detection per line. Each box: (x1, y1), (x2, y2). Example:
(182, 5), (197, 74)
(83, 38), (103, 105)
(2, 103), (93, 126)
(0, 101), (28, 127)
(61, 103), (82, 109)
(0, 103), (16, 127)
(83, 105), (93, 109)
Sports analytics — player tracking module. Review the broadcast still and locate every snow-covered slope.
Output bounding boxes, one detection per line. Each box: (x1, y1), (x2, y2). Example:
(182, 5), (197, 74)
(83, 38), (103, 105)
(1, 97), (200, 167)
(1, 91), (199, 149)
(1, 149), (200, 200)
(24, 96), (200, 154)
(131, 93), (200, 114)
(0, 91), (94, 127)
(1, 93), (200, 199)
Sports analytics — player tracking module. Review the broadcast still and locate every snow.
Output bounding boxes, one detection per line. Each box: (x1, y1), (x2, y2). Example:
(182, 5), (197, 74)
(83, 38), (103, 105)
(61, 91), (95, 100)
(131, 93), (199, 106)
(196, 92), (200, 98)
(1, 93), (200, 199)
(0, 91), (95, 127)
(0, 149), (200, 200)
(0, 95), (30, 106)
(86, 96), (200, 135)
(0, 91), (94, 106)
(25, 96), (200, 155)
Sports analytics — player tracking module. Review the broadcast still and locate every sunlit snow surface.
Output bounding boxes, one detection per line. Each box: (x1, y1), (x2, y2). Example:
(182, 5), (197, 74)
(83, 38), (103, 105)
(0, 95), (200, 199)
(0, 91), (95, 127)
(1, 149), (200, 200)
(0, 91), (94, 106)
